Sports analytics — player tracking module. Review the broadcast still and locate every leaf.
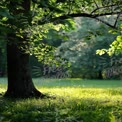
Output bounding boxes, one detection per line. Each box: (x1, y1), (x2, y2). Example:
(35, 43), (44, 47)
(38, 0), (49, 8)
(0, 6), (13, 18)
(96, 49), (106, 55)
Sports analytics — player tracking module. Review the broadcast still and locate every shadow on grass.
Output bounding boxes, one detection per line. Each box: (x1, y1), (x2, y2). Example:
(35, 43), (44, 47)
(108, 89), (122, 96)
(33, 78), (122, 89)
(0, 93), (122, 122)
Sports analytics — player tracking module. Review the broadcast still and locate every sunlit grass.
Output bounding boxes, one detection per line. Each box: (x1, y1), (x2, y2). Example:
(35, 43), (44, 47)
(0, 78), (122, 122)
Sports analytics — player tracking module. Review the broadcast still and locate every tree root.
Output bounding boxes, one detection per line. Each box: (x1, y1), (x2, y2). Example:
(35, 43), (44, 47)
(4, 88), (56, 99)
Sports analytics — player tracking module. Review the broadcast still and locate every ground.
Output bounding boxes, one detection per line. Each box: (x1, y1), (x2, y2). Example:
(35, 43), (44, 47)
(0, 78), (122, 122)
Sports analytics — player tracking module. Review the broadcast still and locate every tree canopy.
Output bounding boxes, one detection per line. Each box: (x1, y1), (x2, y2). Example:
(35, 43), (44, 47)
(0, 0), (122, 98)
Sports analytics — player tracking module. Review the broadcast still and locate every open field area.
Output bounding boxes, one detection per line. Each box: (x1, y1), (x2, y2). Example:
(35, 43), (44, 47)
(0, 78), (122, 122)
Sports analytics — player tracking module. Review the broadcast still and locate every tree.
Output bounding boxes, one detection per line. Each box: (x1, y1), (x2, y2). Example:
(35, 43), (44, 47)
(55, 17), (118, 79)
(97, 27), (122, 79)
(3, 0), (45, 98)
(0, 0), (122, 98)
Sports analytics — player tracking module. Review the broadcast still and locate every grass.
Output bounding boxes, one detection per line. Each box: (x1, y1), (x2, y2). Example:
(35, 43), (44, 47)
(0, 78), (122, 122)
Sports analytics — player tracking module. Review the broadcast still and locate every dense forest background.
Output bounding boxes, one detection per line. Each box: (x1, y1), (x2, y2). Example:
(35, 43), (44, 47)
(1, 17), (122, 79)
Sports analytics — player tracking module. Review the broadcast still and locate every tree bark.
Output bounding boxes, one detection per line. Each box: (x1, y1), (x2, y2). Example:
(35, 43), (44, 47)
(4, 37), (44, 98)
(4, 0), (44, 98)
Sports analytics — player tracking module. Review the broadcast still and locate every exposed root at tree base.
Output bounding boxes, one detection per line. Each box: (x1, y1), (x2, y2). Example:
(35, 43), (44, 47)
(4, 90), (48, 99)
(3, 89), (53, 99)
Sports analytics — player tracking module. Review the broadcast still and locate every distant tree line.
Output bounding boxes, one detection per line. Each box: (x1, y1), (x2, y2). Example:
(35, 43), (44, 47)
(0, 18), (121, 79)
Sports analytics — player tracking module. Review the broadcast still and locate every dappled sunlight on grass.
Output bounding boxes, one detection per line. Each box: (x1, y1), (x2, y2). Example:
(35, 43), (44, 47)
(0, 78), (122, 122)
(38, 87), (122, 103)
(0, 88), (5, 93)
(0, 88), (122, 122)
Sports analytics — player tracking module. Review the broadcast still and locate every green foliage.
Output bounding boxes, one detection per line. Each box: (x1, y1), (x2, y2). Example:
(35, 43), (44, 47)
(0, 6), (12, 19)
(56, 18), (117, 79)
(0, 4), (8, 76)
(108, 35), (122, 56)
(0, 0), (122, 80)
(0, 78), (122, 122)
(96, 25), (122, 79)
(97, 34), (122, 56)
(0, 3), (11, 40)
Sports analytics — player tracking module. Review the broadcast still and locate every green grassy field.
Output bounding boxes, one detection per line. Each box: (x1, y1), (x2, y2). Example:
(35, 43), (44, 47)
(0, 78), (122, 122)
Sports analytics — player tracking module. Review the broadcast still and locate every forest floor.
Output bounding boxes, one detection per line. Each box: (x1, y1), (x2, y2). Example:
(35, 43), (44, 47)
(0, 78), (122, 122)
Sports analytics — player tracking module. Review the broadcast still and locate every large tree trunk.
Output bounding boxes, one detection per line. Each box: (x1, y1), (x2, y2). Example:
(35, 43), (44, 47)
(4, 0), (44, 98)
(4, 40), (44, 98)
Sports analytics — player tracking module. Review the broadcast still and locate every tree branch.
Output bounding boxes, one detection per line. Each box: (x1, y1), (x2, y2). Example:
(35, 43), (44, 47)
(114, 11), (122, 27)
(94, 17), (117, 29)
(91, 4), (119, 14)
(38, 11), (122, 28)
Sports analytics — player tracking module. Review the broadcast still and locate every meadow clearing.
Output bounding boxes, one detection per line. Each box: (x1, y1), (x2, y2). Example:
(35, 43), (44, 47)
(0, 78), (122, 122)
